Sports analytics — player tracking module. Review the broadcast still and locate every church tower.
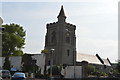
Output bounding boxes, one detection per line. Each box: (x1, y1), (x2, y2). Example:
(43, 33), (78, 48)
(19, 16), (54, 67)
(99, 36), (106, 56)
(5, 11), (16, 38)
(45, 6), (76, 65)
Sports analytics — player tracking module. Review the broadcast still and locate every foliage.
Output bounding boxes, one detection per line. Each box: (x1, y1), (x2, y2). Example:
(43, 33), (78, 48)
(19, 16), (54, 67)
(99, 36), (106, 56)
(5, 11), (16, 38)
(48, 65), (61, 75)
(87, 65), (98, 76)
(3, 57), (11, 70)
(87, 65), (108, 77)
(35, 69), (46, 78)
(22, 54), (38, 73)
(2, 23), (25, 56)
(101, 72), (107, 77)
(117, 61), (120, 73)
(59, 64), (63, 72)
(110, 65), (119, 74)
(22, 54), (33, 72)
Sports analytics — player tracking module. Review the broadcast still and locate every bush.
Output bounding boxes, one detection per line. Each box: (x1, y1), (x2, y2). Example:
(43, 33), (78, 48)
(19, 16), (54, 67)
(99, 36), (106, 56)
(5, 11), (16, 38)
(48, 65), (61, 75)
(101, 72), (107, 77)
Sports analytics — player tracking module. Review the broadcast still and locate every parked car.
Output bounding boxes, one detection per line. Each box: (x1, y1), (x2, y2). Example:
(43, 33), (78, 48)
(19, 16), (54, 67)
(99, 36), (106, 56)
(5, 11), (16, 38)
(0, 70), (11, 79)
(11, 72), (26, 80)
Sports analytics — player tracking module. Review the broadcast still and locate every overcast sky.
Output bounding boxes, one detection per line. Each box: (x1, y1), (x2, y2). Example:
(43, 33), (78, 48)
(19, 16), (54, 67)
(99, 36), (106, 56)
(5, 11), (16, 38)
(1, 0), (119, 63)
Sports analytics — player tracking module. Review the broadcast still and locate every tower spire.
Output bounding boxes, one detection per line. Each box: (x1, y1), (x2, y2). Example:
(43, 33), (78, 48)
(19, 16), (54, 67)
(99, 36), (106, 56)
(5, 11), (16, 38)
(57, 5), (66, 22)
(57, 5), (66, 18)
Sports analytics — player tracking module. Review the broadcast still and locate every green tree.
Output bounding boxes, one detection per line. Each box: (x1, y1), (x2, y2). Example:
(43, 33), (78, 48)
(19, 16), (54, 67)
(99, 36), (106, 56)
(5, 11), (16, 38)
(117, 61), (120, 73)
(87, 65), (95, 76)
(22, 54), (38, 73)
(3, 56), (11, 70)
(22, 54), (33, 72)
(2, 23), (26, 56)
(48, 65), (61, 75)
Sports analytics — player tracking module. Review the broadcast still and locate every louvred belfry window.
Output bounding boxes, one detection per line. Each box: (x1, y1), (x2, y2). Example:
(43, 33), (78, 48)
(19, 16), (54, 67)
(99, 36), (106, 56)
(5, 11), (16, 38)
(66, 32), (70, 43)
(51, 31), (56, 43)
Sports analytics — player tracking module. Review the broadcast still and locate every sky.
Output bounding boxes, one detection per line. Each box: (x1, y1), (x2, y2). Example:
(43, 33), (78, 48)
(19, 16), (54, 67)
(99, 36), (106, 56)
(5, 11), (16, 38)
(1, 0), (119, 63)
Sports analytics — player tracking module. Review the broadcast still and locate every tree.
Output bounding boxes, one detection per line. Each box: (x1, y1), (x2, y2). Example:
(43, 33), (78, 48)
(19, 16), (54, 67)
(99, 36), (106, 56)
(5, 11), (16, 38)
(3, 56), (11, 70)
(48, 65), (61, 75)
(117, 61), (120, 73)
(2, 23), (26, 56)
(22, 54), (33, 72)
(22, 54), (38, 73)
(87, 65), (98, 76)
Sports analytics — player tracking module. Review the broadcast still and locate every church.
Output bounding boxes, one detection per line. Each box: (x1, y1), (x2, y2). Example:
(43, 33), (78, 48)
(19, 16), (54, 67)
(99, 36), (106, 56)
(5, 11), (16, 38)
(44, 5), (111, 66)
(43, 5), (112, 78)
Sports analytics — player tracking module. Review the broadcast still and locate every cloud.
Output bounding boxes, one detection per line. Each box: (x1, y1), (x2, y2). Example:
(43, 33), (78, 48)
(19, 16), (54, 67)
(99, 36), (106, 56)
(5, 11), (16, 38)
(23, 39), (45, 53)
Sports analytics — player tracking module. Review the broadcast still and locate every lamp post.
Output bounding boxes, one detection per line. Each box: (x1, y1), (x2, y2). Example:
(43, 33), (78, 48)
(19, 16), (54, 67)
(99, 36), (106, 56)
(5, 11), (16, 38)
(50, 48), (55, 80)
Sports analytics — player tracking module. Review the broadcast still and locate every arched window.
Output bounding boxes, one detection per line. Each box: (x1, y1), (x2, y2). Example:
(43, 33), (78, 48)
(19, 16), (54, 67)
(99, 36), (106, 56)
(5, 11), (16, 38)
(66, 37), (70, 43)
(51, 31), (56, 43)
(66, 32), (70, 43)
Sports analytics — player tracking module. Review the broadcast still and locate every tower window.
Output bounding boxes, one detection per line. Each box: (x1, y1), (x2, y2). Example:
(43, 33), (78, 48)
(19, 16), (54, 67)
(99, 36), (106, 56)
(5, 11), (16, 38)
(66, 37), (70, 43)
(67, 50), (69, 56)
(66, 32), (70, 43)
(51, 31), (56, 43)
(48, 60), (50, 65)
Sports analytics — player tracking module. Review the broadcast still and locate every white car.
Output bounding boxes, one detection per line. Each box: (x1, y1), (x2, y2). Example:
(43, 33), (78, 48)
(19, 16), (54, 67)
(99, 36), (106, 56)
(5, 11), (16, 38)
(11, 72), (26, 80)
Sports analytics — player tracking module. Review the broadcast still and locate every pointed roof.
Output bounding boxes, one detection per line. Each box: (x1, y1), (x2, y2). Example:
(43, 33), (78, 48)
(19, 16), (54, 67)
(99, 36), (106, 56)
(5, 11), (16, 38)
(57, 5), (66, 18)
